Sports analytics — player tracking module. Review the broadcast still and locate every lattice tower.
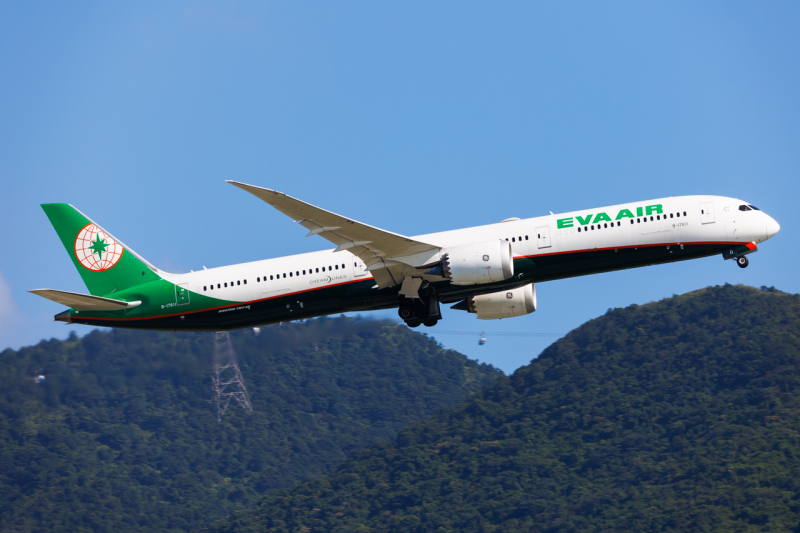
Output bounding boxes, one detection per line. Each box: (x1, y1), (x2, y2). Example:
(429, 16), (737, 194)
(212, 331), (253, 421)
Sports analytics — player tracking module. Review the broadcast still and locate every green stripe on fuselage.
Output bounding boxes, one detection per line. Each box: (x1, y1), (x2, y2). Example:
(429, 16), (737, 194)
(68, 279), (238, 321)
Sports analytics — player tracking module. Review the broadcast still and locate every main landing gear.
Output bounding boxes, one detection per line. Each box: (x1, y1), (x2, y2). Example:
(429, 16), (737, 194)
(398, 287), (442, 328)
(736, 256), (749, 269)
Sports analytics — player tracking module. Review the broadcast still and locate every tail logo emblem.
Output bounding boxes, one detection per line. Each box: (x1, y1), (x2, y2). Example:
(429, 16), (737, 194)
(74, 223), (123, 271)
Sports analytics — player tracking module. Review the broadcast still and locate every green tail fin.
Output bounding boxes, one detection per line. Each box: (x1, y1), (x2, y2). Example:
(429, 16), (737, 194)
(41, 203), (161, 296)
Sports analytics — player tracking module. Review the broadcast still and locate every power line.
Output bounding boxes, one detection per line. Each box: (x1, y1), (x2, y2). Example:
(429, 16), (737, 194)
(429, 330), (564, 338)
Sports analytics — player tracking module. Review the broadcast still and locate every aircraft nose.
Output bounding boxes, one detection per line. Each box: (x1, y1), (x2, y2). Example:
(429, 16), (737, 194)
(766, 216), (780, 239)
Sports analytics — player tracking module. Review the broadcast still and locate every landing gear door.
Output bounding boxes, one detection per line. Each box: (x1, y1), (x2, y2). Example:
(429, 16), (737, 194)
(536, 226), (551, 249)
(352, 257), (369, 278)
(700, 202), (715, 224)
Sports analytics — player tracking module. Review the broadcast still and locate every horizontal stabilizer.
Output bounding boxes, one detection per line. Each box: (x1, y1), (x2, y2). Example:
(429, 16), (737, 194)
(29, 289), (141, 311)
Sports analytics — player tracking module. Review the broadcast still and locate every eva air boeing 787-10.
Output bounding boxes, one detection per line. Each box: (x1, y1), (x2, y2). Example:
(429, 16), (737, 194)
(31, 182), (780, 330)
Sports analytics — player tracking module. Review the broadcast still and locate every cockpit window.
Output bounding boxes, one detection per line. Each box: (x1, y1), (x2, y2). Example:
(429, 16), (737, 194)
(739, 205), (752, 211)
(748, 205), (760, 210)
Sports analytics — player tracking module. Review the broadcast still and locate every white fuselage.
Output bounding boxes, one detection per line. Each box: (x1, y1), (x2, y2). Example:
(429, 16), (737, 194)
(161, 195), (780, 303)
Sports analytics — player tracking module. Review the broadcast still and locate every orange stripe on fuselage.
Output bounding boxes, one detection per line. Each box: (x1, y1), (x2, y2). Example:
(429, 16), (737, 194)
(81, 240), (746, 324)
(513, 240), (748, 260)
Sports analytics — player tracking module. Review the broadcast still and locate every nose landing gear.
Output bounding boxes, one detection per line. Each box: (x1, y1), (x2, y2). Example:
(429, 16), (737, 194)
(722, 244), (756, 268)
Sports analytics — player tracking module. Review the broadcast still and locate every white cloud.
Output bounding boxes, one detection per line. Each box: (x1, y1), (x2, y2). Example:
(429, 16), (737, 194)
(0, 272), (28, 350)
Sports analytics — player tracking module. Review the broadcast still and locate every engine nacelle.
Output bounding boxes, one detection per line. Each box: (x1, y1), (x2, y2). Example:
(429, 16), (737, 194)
(437, 240), (514, 285)
(467, 283), (537, 320)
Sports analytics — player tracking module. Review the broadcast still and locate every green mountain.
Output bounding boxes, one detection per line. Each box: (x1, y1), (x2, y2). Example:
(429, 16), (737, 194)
(211, 285), (800, 533)
(0, 317), (501, 533)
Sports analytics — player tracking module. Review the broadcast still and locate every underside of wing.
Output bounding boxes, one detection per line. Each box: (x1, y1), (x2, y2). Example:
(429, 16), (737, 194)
(29, 289), (142, 311)
(228, 181), (441, 286)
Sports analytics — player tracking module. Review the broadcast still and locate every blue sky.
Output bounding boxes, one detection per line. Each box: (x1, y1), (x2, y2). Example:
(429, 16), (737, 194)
(1, 2), (798, 373)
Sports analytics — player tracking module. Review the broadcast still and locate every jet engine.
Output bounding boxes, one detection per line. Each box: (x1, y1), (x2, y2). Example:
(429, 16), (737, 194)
(463, 283), (537, 320)
(428, 240), (514, 285)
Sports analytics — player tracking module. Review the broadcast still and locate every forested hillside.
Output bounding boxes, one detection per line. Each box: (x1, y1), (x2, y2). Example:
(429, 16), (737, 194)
(0, 317), (501, 532)
(211, 285), (800, 533)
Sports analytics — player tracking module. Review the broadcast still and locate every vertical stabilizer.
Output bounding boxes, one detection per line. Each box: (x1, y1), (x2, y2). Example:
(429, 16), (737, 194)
(41, 203), (161, 296)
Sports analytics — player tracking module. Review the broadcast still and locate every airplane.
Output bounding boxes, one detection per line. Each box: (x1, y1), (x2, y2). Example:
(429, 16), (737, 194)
(30, 182), (780, 330)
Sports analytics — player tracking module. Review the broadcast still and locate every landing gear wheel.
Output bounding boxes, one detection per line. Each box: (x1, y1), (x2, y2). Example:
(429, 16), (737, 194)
(423, 319), (438, 327)
(737, 256), (749, 269)
(406, 320), (421, 328)
(398, 299), (414, 320)
(414, 300), (430, 319)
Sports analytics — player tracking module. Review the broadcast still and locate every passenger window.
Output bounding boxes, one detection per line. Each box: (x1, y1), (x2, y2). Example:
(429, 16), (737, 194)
(316, 268), (319, 273)
(525, 235), (528, 240)
(237, 280), (240, 285)
(518, 236), (522, 241)
(322, 267), (325, 272)
(329, 266), (332, 271)
(303, 270), (306, 275)
(657, 215), (660, 220)
(270, 275), (273, 280)
(617, 221), (621, 226)
(257, 277), (260, 282)
(217, 284), (220, 289)
(591, 225), (594, 230)
(342, 264), (345, 269)
(670, 214), (673, 218)
(244, 279), (247, 284)
(604, 223), (607, 228)
(578, 227), (581, 232)
(283, 273), (286, 278)
(296, 271), (299, 276)
(335, 265), (338, 270)
(512, 237), (515, 242)
(637, 218), (640, 223)
(204, 286), (207, 291)
(224, 282), (227, 287)
(289, 272), (293, 277)
(630, 220), (634, 224)
(210, 285), (214, 290)
(683, 211), (686, 216)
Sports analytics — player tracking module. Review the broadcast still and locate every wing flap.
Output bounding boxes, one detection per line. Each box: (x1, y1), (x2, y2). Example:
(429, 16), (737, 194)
(29, 289), (141, 311)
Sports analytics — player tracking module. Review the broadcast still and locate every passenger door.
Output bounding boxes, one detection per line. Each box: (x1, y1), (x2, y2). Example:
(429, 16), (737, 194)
(536, 226), (551, 249)
(352, 256), (369, 277)
(700, 202), (715, 224)
(176, 283), (190, 306)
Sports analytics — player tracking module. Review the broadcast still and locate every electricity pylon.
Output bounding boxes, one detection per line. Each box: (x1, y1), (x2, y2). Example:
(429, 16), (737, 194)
(212, 331), (253, 421)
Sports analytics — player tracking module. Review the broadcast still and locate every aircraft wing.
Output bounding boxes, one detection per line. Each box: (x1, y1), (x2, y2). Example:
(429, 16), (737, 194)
(227, 181), (440, 276)
(29, 289), (142, 311)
